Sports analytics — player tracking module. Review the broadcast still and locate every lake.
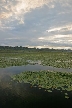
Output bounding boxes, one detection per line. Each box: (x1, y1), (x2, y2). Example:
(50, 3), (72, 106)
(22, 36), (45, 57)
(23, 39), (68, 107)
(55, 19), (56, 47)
(0, 64), (72, 108)
(0, 64), (72, 75)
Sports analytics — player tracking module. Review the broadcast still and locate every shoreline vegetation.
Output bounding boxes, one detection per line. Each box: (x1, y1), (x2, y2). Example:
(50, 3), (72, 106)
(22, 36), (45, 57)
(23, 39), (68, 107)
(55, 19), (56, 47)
(0, 47), (72, 68)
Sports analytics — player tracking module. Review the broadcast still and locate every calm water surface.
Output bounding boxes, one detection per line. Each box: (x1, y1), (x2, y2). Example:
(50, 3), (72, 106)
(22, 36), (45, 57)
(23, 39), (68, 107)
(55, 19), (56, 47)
(0, 64), (72, 108)
(0, 64), (72, 75)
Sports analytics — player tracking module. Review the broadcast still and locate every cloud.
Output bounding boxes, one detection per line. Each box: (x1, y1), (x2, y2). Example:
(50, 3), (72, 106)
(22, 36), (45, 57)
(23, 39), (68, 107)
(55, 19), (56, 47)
(1, 26), (15, 30)
(38, 34), (72, 46)
(5, 37), (21, 40)
(38, 37), (45, 40)
(0, 0), (72, 29)
(0, 0), (72, 50)
(0, 0), (51, 24)
(46, 24), (72, 33)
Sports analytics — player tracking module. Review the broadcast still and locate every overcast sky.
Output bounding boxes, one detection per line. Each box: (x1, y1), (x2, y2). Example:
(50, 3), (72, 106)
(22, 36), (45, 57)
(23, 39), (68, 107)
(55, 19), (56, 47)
(0, 0), (72, 49)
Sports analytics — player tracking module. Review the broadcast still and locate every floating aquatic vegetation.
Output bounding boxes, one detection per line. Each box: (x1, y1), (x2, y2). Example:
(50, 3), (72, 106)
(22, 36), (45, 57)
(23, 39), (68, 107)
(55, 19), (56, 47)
(0, 51), (72, 68)
(11, 70), (72, 98)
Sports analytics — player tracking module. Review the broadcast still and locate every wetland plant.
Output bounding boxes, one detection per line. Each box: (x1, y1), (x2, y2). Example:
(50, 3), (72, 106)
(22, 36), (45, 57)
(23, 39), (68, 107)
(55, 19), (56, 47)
(11, 70), (72, 99)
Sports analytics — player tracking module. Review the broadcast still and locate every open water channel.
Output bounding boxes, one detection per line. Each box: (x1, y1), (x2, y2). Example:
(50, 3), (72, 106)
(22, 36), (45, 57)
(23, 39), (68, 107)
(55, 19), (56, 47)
(0, 64), (72, 108)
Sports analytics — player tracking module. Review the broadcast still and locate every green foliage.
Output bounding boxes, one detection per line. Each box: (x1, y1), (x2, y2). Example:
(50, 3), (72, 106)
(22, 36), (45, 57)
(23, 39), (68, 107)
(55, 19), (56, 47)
(0, 51), (72, 68)
(11, 70), (72, 98)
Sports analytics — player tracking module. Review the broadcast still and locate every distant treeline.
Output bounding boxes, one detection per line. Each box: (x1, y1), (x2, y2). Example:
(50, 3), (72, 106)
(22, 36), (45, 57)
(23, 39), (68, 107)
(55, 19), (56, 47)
(0, 46), (72, 52)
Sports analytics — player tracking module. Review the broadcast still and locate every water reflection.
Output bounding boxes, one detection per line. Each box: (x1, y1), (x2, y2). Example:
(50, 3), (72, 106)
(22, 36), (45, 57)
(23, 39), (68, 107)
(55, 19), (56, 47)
(0, 64), (72, 75)
(0, 65), (72, 107)
(0, 74), (72, 108)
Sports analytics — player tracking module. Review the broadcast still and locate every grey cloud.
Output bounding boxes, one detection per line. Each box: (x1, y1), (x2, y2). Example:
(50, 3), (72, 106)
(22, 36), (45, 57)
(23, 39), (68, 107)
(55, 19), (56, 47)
(0, 0), (72, 49)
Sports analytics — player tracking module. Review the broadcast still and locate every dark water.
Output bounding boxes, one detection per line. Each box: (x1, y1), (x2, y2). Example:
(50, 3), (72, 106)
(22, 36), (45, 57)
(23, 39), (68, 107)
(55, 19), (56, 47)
(0, 65), (72, 108)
